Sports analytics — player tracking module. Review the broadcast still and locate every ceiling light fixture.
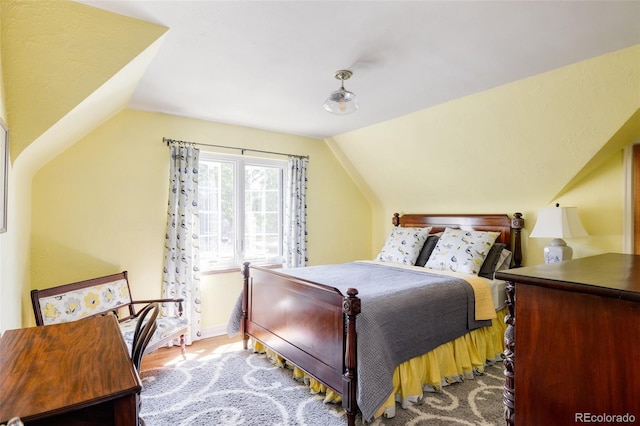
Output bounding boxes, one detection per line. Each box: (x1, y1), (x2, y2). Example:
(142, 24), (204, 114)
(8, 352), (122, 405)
(323, 70), (359, 115)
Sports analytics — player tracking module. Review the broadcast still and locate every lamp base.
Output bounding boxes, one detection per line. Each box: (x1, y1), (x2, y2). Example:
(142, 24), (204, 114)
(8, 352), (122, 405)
(543, 238), (573, 264)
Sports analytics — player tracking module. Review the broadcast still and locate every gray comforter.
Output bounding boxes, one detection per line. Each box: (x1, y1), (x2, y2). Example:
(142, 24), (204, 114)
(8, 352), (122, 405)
(228, 261), (491, 421)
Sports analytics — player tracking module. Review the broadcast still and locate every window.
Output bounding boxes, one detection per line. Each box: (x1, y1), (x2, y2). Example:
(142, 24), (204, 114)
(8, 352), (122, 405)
(198, 152), (286, 271)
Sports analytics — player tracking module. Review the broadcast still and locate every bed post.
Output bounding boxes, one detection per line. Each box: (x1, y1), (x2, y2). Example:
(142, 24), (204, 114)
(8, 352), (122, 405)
(503, 279), (516, 426)
(511, 212), (524, 268)
(240, 262), (250, 350)
(503, 213), (522, 426)
(343, 288), (361, 426)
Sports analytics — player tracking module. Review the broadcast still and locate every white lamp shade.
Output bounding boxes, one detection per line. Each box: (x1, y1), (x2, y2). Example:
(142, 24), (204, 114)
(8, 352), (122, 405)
(530, 206), (589, 239)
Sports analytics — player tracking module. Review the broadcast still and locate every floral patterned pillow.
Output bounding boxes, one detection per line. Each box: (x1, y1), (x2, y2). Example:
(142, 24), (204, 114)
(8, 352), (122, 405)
(37, 279), (131, 325)
(376, 226), (432, 265)
(425, 227), (500, 275)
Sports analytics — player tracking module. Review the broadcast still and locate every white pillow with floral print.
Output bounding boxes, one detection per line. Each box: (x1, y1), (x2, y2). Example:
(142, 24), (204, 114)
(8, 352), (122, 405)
(376, 226), (432, 265)
(425, 227), (500, 275)
(37, 279), (131, 325)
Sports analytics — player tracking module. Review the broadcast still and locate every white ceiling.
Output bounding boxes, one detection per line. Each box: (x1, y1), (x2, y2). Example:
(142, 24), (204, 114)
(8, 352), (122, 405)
(77, 1), (640, 139)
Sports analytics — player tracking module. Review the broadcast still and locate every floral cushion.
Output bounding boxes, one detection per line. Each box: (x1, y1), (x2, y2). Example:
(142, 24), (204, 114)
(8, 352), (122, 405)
(425, 227), (500, 275)
(376, 226), (432, 265)
(120, 315), (189, 354)
(36, 278), (188, 355)
(37, 279), (131, 325)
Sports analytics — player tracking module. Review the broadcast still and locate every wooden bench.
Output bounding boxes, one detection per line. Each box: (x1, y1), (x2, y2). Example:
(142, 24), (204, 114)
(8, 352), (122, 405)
(31, 271), (188, 356)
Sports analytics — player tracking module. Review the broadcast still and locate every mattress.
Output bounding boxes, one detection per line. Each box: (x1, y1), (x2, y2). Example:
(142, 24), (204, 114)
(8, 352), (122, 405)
(488, 278), (507, 311)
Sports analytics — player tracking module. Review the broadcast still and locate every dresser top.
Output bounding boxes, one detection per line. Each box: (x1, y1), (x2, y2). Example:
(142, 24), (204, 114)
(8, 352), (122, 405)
(495, 252), (640, 302)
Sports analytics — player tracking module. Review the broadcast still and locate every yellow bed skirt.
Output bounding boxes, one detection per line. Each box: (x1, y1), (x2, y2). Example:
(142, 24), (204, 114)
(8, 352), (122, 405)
(253, 307), (507, 419)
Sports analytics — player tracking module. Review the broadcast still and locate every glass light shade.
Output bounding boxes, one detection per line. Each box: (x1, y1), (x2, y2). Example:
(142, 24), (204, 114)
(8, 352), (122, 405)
(323, 88), (359, 114)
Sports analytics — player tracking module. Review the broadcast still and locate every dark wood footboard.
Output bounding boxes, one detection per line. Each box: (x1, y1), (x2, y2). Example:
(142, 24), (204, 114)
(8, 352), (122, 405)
(240, 263), (361, 426)
(239, 212), (523, 426)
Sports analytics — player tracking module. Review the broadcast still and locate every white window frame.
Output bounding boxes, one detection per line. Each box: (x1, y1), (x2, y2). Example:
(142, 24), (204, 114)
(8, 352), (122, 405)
(199, 151), (286, 272)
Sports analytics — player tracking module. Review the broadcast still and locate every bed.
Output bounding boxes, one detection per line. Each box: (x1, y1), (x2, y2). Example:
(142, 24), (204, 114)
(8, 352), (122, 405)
(230, 212), (524, 425)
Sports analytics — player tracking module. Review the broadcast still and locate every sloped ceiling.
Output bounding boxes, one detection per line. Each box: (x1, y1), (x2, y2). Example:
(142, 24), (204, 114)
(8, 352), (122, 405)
(329, 45), (640, 215)
(3, 0), (639, 223)
(76, 0), (640, 139)
(2, 0), (168, 164)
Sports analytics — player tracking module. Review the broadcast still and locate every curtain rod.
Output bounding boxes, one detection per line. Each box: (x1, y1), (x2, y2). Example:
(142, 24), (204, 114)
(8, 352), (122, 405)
(163, 137), (309, 159)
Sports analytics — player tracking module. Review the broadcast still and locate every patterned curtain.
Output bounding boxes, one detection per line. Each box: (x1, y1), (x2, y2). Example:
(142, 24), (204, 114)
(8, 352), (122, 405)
(285, 156), (308, 267)
(162, 142), (201, 344)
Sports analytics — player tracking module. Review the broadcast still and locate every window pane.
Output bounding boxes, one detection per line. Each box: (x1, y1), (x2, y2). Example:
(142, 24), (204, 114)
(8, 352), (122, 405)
(198, 154), (284, 271)
(198, 160), (235, 267)
(244, 165), (281, 260)
(265, 212), (279, 233)
(265, 191), (278, 211)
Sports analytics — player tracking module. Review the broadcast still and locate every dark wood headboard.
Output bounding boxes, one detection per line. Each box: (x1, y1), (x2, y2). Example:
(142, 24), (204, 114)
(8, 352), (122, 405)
(392, 212), (524, 267)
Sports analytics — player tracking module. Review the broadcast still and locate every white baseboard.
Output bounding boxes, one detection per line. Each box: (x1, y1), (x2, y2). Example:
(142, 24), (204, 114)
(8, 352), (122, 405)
(200, 324), (228, 340)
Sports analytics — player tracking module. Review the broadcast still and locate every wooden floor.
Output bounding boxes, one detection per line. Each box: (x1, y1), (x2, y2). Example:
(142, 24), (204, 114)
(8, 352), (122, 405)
(140, 334), (243, 372)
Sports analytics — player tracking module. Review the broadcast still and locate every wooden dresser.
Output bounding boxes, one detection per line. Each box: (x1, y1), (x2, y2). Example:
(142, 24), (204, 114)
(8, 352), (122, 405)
(495, 253), (640, 425)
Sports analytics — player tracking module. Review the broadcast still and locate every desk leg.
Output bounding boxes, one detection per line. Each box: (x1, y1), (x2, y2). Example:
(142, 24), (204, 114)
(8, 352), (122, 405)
(113, 394), (139, 426)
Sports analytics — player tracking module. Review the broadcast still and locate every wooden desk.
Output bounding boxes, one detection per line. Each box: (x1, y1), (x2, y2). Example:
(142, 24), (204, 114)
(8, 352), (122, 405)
(0, 315), (142, 425)
(496, 253), (640, 426)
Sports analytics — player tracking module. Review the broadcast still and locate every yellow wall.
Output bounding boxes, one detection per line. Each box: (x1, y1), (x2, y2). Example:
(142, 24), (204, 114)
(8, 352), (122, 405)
(0, 3), (9, 332)
(2, 0), (167, 161)
(2, 1), (640, 334)
(0, 0), (167, 332)
(330, 45), (640, 264)
(0, 1), (27, 333)
(541, 151), (624, 261)
(30, 109), (372, 332)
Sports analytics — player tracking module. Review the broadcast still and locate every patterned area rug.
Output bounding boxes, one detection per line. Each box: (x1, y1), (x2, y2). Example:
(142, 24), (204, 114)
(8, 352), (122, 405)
(139, 342), (504, 425)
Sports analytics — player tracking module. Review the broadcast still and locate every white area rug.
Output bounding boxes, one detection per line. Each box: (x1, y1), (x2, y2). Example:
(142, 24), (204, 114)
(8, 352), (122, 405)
(139, 342), (504, 425)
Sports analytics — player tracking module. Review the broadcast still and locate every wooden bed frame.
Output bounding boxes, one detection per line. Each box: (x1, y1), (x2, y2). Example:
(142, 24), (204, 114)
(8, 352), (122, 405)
(240, 212), (524, 425)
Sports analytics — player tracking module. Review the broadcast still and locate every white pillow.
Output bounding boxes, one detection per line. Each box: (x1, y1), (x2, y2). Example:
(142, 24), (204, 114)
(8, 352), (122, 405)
(495, 249), (513, 272)
(376, 226), (432, 265)
(425, 227), (500, 275)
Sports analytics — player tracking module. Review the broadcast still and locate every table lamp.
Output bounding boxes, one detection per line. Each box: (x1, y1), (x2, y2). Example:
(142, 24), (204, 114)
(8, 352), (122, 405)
(530, 204), (589, 264)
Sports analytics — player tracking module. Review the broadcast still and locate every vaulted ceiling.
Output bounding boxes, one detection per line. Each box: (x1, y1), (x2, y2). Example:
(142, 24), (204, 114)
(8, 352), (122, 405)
(2, 0), (639, 280)
(76, 0), (640, 139)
